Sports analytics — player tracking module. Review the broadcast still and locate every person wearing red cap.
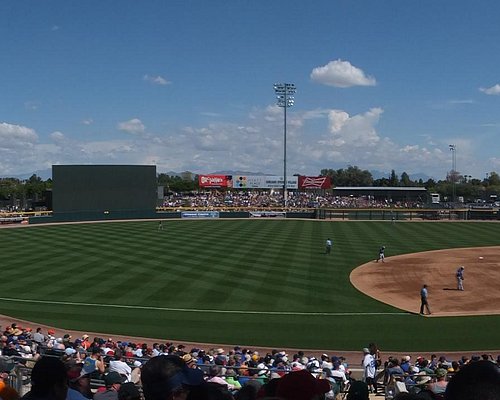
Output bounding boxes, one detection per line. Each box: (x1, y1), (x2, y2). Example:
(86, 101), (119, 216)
(275, 370), (331, 400)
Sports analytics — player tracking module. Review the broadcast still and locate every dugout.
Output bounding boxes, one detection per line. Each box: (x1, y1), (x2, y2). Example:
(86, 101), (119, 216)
(49, 165), (158, 221)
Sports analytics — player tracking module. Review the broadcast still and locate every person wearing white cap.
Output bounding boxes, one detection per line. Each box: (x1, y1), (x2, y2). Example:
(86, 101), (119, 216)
(456, 266), (465, 291)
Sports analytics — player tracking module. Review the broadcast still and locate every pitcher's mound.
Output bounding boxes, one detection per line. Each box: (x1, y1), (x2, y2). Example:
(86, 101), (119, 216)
(350, 246), (500, 316)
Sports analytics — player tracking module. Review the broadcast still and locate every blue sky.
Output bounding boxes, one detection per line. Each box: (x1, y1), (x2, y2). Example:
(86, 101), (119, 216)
(2, 1), (500, 180)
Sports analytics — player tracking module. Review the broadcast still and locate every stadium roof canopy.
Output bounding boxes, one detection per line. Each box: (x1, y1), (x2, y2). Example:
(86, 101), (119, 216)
(332, 186), (428, 201)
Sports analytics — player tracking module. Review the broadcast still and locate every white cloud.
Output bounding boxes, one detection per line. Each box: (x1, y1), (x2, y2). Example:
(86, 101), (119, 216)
(0, 106), (489, 180)
(143, 74), (170, 85)
(310, 59), (376, 88)
(479, 84), (500, 95)
(50, 131), (65, 141)
(81, 118), (94, 125)
(0, 122), (38, 147)
(117, 118), (146, 135)
(327, 108), (383, 147)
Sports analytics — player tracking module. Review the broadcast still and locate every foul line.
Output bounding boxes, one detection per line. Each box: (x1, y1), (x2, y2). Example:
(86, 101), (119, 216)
(0, 297), (408, 317)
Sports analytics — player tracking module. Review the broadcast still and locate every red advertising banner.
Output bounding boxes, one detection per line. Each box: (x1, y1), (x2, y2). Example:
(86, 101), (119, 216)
(198, 175), (232, 188)
(298, 176), (332, 189)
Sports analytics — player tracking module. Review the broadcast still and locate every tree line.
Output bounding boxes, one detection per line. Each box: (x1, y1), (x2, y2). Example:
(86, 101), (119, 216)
(320, 166), (500, 202)
(1, 167), (500, 210)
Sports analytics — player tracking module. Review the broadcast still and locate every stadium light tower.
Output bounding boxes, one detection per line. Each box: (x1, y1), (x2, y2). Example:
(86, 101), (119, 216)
(449, 144), (457, 203)
(274, 83), (296, 207)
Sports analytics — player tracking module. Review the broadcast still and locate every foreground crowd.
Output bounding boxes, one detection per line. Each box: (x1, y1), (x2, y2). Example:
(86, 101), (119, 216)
(1, 323), (500, 400)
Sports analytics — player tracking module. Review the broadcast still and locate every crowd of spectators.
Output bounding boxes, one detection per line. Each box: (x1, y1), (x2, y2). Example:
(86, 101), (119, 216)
(1, 323), (500, 400)
(161, 191), (424, 210)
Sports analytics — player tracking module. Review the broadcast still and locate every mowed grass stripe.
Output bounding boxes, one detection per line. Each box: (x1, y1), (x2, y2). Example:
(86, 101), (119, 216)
(2, 220), (500, 351)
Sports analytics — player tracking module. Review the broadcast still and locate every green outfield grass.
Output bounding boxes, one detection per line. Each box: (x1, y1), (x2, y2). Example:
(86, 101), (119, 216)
(1, 220), (500, 352)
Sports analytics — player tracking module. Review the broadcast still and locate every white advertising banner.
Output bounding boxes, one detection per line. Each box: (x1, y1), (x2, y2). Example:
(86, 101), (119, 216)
(232, 175), (298, 189)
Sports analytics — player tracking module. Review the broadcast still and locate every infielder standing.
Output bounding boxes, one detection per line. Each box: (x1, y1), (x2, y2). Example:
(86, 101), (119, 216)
(376, 246), (386, 263)
(420, 284), (431, 315)
(456, 266), (465, 291)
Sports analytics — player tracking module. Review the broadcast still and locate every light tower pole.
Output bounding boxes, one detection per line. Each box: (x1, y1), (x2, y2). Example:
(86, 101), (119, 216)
(274, 83), (296, 207)
(449, 144), (457, 203)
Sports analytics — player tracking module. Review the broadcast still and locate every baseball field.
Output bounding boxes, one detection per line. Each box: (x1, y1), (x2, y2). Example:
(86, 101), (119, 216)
(1, 219), (499, 352)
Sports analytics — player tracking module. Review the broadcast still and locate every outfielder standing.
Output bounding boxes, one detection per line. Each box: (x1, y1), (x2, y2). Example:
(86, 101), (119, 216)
(456, 266), (465, 291)
(325, 238), (332, 254)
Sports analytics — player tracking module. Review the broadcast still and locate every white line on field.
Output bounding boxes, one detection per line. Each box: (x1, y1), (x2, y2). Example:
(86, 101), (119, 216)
(0, 297), (408, 316)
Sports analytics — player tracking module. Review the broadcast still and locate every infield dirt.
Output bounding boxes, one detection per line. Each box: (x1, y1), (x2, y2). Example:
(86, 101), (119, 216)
(350, 246), (500, 316)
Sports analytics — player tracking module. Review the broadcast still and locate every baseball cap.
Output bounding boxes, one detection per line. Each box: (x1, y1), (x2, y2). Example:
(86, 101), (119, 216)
(65, 348), (77, 356)
(276, 370), (330, 400)
(104, 371), (126, 386)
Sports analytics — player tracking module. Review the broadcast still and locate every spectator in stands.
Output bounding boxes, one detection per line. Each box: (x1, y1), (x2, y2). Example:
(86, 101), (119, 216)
(0, 359), (20, 400)
(224, 369), (241, 391)
(384, 357), (404, 385)
(207, 366), (235, 390)
(66, 364), (92, 400)
(94, 372), (125, 400)
(21, 357), (68, 400)
(415, 358), (434, 375)
(437, 355), (451, 370)
(130, 361), (142, 385)
(346, 380), (369, 400)
(362, 348), (377, 394)
(63, 334), (74, 349)
(80, 335), (91, 351)
(235, 380), (261, 400)
(108, 350), (132, 382)
(448, 361), (460, 373)
(429, 354), (438, 370)
(426, 368), (448, 396)
(117, 383), (141, 400)
(33, 328), (45, 346)
(275, 369), (330, 400)
(141, 355), (204, 400)
(445, 360), (500, 400)
(2, 341), (21, 358)
(186, 382), (234, 400)
(83, 347), (106, 379)
(330, 361), (349, 386)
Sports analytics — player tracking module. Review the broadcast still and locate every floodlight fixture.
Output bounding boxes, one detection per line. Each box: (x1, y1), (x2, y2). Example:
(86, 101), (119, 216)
(273, 82), (296, 207)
